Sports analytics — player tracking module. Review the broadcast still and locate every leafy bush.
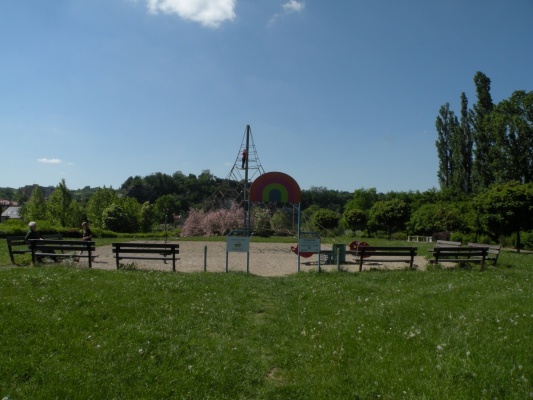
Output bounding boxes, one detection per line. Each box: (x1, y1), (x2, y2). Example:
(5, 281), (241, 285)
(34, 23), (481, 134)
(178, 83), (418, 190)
(391, 232), (407, 241)
(0, 219), (28, 237)
(520, 232), (533, 250)
(450, 232), (474, 244)
(91, 228), (119, 238)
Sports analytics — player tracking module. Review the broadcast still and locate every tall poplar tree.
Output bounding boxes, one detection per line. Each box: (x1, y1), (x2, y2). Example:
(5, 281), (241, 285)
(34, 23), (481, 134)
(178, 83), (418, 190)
(455, 92), (474, 194)
(435, 103), (459, 189)
(472, 71), (495, 191)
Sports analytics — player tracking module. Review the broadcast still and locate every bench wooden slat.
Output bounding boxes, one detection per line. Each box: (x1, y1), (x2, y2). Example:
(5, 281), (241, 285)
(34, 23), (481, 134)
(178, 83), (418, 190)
(112, 243), (179, 249)
(112, 248), (176, 255)
(116, 256), (172, 261)
(435, 240), (462, 247)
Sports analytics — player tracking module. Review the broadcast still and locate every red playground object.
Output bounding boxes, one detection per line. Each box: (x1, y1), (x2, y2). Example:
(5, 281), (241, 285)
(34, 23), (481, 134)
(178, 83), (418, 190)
(348, 241), (371, 257)
(290, 245), (314, 258)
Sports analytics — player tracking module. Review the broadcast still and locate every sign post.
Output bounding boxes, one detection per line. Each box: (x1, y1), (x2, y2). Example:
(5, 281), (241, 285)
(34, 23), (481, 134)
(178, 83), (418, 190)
(226, 230), (250, 273)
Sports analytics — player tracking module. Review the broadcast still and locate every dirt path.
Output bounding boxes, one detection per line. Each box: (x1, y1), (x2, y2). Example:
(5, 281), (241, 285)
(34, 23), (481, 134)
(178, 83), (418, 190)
(80, 241), (429, 276)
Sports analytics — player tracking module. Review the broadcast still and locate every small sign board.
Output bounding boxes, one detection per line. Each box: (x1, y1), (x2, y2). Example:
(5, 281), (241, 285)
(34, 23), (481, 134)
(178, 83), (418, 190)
(226, 236), (250, 253)
(298, 237), (320, 253)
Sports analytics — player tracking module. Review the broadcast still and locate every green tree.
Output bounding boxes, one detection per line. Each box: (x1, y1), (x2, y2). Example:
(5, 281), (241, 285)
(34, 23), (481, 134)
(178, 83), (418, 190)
(271, 210), (292, 235)
(67, 199), (85, 228)
(453, 92), (474, 194)
(102, 198), (140, 233)
(368, 199), (410, 239)
(86, 187), (118, 229)
(301, 186), (352, 213)
(491, 90), (533, 184)
(153, 194), (182, 224)
(312, 208), (340, 234)
(47, 179), (73, 227)
(251, 208), (272, 236)
(22, 186), (47, 222)
(472, 71), (496, 191)
(436, 103), (459, 189)
(343, 208), (367, 235)
(407, 203), (463, 235)
(475, 181), (533, 251)
(140, 202), (154, 233)
(345, 188), (380, 212)
(121, 175), (152, 203)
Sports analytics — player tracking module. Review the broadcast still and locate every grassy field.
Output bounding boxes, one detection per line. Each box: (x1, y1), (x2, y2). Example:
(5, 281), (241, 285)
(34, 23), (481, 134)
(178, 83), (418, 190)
(1, 238), (532, 399)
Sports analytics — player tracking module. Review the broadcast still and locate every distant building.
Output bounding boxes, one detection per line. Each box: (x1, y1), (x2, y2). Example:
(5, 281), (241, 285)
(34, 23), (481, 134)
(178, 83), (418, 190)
(20, 185), (55, 199)
(0, 199), (18, 207)
(1, 206), (21, 222)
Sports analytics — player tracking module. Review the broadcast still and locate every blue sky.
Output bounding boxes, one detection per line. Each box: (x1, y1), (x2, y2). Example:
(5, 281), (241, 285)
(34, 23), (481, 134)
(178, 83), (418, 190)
(1, 1), (532, 194)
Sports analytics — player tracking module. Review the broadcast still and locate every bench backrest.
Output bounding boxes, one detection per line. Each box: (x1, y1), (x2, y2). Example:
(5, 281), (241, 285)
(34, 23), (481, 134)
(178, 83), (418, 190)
(6, 235), (27, 247)
(28, 239), (94, 252)
(358, 246), (417, 256)
(112, 242), (179, 254)
(433, 246), (487, 255)
(6, 234), (63, 263)
(468, 243), (500, 255)
(435, 240), (461, 247)
(7, 234), (63, 245)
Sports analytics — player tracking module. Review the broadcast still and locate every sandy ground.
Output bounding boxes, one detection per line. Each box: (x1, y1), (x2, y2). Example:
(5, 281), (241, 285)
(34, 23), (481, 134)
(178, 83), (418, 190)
(75, 241), (430, 276)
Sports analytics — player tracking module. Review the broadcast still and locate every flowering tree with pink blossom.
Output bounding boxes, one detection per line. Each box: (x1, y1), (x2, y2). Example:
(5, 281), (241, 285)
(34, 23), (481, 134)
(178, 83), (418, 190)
(181, 202), (247, 237)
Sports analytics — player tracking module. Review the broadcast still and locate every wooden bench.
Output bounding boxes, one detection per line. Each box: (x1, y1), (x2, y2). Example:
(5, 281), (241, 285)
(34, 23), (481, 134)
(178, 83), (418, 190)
(6, 234), (63, 264)
(27, 239), (96, 268)
(112, 242), (179, 271)
(354, 246), (418, 271)
(468, 243), (501, 265)
(431, 246), (488, 270)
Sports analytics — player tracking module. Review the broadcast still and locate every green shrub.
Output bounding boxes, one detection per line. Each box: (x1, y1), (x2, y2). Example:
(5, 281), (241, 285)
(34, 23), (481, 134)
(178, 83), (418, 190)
(390, 232), (407, 241)
(91, 228), (118, 238)
(509, 231), (533, 251)
(0, 219), (27, 237)
(520, 232), (533, 250)
(450, 231), (473, 243)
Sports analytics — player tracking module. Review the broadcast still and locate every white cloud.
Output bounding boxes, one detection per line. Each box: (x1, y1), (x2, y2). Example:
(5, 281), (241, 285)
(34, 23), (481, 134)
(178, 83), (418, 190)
(283, 0), (305, 13)
(269, 1), (305, 26)
(147, 0), (236, 28)
(38, 158), (62, 164)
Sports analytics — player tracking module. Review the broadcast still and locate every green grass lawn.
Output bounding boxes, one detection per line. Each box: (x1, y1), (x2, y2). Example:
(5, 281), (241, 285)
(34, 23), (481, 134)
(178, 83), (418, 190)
(1, 239), (532, 399)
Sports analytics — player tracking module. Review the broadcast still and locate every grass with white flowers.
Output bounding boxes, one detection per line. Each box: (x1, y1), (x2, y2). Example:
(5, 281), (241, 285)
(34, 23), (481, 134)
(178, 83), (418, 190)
(1, 249), (532, 399)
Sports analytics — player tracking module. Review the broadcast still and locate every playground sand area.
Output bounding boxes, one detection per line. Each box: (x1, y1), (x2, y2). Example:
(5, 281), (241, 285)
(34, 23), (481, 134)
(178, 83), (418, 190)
(81, 241), (430, 276)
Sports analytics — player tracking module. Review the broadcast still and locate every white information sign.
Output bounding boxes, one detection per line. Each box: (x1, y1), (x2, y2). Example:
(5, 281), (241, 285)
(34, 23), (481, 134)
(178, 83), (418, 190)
(298, 237), (320, 253)
(226, 236), (250, 253)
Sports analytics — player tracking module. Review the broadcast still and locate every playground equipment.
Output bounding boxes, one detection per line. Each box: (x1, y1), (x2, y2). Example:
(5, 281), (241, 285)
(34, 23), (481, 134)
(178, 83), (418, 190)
(290, 245), (314, 258)
(348, 241), (371, 258)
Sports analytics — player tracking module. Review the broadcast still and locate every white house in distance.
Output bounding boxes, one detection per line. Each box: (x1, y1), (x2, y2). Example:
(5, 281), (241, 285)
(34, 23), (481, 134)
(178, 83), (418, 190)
(1, 206), (21, 222)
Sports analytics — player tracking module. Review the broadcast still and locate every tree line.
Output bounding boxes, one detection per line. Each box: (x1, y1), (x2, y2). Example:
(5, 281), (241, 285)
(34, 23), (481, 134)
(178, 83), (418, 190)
(4, 176), (533, 251)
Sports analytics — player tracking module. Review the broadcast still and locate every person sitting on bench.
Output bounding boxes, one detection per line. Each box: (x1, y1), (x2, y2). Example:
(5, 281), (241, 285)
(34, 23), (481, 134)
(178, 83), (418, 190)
(75, 221), (95, 262)
(25, 221), (56, 262)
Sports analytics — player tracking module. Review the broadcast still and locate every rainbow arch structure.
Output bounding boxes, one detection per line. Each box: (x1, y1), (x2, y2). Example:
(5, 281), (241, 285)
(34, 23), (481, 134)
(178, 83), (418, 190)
(249, 172), (301, 204)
